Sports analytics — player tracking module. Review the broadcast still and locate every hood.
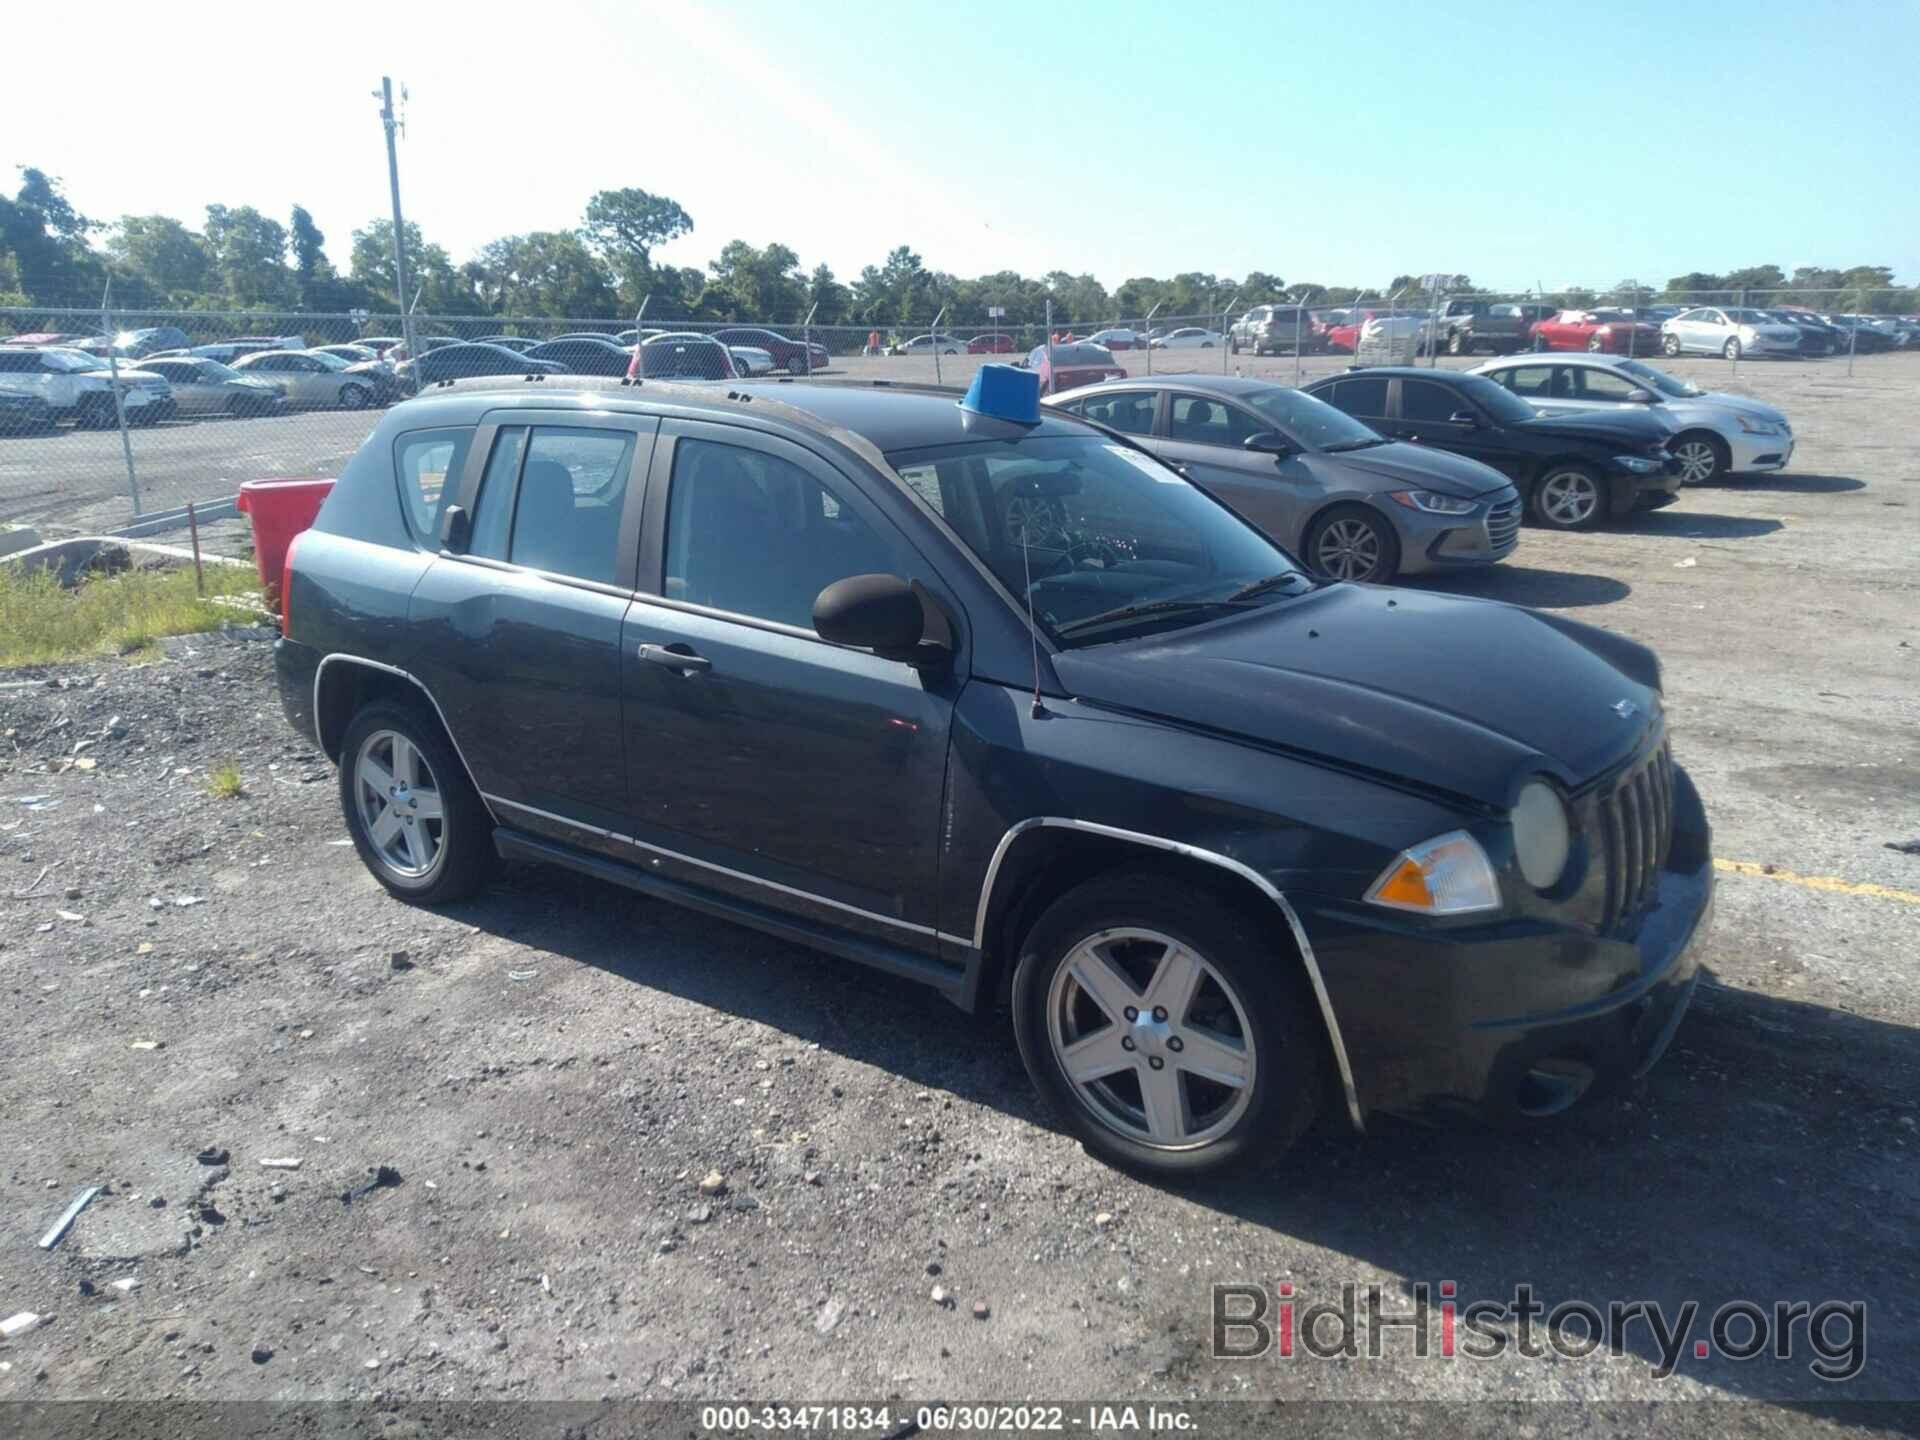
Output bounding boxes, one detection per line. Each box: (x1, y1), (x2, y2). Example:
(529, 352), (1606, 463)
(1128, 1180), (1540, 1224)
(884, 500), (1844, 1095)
(1689, 391), (1785, 425)
(1051, 585), (1662, 807)
(1518, 406), (1675, 444)
(1303, 441), (1510, 498)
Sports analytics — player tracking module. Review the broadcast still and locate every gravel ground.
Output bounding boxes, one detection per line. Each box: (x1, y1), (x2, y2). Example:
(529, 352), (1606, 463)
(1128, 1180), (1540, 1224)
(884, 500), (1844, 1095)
(0, 355), (1916, 1429)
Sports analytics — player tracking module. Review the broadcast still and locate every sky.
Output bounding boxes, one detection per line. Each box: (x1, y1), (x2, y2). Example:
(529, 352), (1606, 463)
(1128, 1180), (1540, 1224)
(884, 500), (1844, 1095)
(4, 0), (1916, 293)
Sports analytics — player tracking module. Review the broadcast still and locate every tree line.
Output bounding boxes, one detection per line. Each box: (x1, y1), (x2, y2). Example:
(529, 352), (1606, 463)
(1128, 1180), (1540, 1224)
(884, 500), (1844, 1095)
(2, 167), (1912, 331)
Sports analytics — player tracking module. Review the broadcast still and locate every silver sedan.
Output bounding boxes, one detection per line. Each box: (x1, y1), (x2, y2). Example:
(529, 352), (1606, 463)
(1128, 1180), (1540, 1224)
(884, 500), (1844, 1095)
(1661, 307), (1804, 360)
(231, 350), (380, 409)
(137, 357), (285, 417)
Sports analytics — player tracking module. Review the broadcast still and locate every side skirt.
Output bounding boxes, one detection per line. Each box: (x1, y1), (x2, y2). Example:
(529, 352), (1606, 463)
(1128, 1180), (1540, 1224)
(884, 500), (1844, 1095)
(493, 827), (973, 1004)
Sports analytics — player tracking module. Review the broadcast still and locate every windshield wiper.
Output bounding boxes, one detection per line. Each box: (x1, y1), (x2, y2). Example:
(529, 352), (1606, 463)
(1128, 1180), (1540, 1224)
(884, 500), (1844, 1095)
(1054, 597), (1245, 638)
(1320, 437), (1390, 452)
(1224, 571), (1315, 603)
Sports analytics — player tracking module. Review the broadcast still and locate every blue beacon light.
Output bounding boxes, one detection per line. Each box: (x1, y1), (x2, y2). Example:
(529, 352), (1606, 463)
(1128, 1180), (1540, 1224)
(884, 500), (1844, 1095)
(957, 364), (1042, 436)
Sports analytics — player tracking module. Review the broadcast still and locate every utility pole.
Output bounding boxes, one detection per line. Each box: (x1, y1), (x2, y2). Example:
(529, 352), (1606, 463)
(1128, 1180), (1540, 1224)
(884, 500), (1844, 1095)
(377, 78), (417, 363)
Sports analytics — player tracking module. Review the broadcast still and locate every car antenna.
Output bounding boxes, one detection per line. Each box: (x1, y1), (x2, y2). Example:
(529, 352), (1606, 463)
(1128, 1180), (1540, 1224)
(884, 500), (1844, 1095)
(955, 364), (1051, 719)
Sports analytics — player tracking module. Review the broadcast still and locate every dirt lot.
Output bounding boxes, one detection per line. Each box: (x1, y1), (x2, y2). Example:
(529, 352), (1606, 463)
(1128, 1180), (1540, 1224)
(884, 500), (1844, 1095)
(0, 354), (1916, 1427)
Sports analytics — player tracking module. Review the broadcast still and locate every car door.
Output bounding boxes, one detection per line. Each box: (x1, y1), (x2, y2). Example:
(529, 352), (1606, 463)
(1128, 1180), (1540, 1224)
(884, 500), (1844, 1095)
(1676, 310), (1717, 354)
(145, 362), (201, 414)
(1391, 377), (1531, 480)
(1149, 392), (1318, 549)
(280, 355), (328, 406)
(408, 414), (655, 851)
(619, 418), (960, 949)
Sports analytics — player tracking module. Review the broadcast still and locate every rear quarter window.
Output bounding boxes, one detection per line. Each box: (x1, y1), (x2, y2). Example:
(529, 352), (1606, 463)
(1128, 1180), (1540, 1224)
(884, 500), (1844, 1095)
(393, 426), (474, 546)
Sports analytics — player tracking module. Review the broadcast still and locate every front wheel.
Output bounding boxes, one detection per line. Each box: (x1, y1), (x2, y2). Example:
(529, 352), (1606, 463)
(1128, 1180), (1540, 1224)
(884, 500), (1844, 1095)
(1447, 330), (1467, 356)
(338, 702), (494, 904)
(1663, 333), (1683, 357)
(1672, 431), (1729, 485)
(1531, 464), (1605, 530)
(1723, 338), (1742, 361)
(339, 383), (371, 409)
(1587, 334), (1607, 353)
(1011, 869), (1325, 1177)
(1304, 505), (1400, 583)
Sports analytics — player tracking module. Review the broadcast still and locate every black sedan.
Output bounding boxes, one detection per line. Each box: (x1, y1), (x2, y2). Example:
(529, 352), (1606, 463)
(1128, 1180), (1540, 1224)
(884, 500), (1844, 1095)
(1305, 367), (1682, 530)
(273, 367), (1711, 1177)
(523, 337), (634, 377)
(397, 343), (566, 390)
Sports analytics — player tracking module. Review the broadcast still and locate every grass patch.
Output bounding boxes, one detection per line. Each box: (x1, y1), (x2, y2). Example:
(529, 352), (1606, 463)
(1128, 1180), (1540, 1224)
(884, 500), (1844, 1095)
(0, 563), (265, 669)
(205, 760), (246, 799)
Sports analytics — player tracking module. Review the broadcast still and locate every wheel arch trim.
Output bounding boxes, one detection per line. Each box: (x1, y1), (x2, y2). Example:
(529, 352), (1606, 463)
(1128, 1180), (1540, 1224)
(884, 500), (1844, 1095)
(973, 816), (1364, 1131)
(313, 653), (497, 823)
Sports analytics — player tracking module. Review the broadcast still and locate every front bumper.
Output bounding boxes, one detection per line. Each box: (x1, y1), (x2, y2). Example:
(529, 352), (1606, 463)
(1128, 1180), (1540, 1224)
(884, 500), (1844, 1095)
(1727, 428), (1793, 473)
(1396, 486), (1522, 574)
(1301, 761), (1714, 1125)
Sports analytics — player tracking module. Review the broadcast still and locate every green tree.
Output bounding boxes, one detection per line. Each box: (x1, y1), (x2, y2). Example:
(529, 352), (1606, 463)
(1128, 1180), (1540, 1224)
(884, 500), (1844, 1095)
(706, 240), (806, 320)
(471, 231), (618, 316)
(107, 215), (214, 301)
(806, 263), (849, 326)
(1664, 271), (1724, 298)
(348, 218), (478, 313)
(582, 188), (694, 301)
(2, 169), (103, 302)
(204, 205), (291, 306)
(16, 167), (93, 242)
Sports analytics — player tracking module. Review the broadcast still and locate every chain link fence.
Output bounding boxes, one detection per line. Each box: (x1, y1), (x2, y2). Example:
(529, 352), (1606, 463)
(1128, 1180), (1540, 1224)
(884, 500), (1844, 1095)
(1, 288), (1914, 544)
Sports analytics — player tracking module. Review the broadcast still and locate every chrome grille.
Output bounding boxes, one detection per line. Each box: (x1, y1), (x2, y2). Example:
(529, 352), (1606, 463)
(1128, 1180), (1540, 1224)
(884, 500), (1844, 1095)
(1485, 497), (1522, 553)
(1596, 741), (1673, 932)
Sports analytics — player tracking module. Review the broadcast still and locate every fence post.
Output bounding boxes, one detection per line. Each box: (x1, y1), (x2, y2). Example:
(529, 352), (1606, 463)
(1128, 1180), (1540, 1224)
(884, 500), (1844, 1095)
(1293, 305), (1304, 387)
(1144, 301), (1161, 376)
(100, 288), (142, 516)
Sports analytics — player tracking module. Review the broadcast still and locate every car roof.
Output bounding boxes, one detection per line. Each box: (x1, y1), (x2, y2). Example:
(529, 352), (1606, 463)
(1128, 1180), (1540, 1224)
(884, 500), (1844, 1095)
(1053, 373), (1279, 399)
(417, 375), (1088, 452)
(1306, 366), (1474, 382)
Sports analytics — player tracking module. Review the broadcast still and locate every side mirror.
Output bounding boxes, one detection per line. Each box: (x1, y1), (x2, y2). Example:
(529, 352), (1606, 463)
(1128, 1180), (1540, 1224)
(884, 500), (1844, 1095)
(1447, 410), (1481, 427)
(813, 573), (946, 664)
(439, 503), (471, 553)
(1243, 431), (1293, 457)
(1626, 388), (1655, 403)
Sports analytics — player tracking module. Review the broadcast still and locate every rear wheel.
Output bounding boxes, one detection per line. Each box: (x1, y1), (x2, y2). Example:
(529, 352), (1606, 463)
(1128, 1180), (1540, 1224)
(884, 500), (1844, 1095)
(1672, 431), (1728, 485)
(339, 383), (371, 409)
(1304, 504), (1400, 583)
(1011, 869), (1325, 1177)
(1447, 330), (1467, 356)
(338, 702), (493, 904)
(1530, 463), (1605, 530)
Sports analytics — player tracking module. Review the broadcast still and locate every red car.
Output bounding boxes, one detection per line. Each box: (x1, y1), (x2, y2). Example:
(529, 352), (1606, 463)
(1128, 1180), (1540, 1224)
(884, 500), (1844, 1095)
(967, 333), (1016, 354)
(1026, 341), (1126, 395)
(1321, 308), (1391, 354)
(1530, 309), (1664, 354)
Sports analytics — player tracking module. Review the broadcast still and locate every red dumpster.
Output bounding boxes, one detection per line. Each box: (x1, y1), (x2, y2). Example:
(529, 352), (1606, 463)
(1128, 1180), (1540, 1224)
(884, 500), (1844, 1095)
(235, 477), (335, 615)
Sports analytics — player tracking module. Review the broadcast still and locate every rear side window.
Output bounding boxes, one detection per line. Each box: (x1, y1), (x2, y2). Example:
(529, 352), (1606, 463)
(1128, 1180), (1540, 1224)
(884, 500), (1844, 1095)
(1325, 377), (1388, 417)
(507, 428), (636, 584)
(394, 427), (474, 544)
(1080, 391), (1156, 436)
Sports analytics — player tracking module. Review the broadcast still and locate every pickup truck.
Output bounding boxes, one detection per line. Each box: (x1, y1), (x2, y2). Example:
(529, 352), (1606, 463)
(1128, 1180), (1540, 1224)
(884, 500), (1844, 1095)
(1438, 300), (1540, 356)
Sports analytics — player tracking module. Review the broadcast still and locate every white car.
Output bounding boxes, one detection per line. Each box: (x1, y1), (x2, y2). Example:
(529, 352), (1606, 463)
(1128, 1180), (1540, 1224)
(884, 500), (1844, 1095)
(1471, 352), (1793, 483)
(0, 345), (171, 426)
(1147, 327), (1223, 349)
(1660, 307), (1802, 360)
(727, 345), (777, 376)
(895, 333), (965, 355)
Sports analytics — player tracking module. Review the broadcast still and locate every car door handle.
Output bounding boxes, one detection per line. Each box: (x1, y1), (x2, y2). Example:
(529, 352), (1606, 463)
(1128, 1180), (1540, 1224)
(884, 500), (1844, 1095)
(636, 643), (711, 675)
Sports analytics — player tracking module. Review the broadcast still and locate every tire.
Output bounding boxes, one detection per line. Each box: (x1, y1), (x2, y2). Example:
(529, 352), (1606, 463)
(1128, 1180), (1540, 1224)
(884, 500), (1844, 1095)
(1446, 330), (1467, 356)
(1587, 334), (1607, 353)
(1530, 463), (1606, 530)
(1010, 868), (1326, 1177)
(1304, 504), (1401, 583)
(1200, 341), (1213, 349)
(1663, 333), (1683, 357)
(339, 383), (371, 410)
(1672, 431), (1729, 485)
(1722, 338), (1741, 361)
(338, 701), (493, 905)
(787, 355), (809, 376)
(1532, 333), (1549, 352)
(1228, 338), (1240, 356)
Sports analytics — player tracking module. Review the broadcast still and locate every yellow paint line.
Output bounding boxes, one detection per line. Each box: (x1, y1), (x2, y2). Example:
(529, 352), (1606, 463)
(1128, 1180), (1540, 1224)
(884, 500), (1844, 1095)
(1714, 858), (1920, 906)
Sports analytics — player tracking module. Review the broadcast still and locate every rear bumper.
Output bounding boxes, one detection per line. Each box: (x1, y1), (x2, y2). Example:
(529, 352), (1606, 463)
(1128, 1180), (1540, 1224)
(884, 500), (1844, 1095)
(274, 637), (322, 748)
(1303, 762), (1713, 1124)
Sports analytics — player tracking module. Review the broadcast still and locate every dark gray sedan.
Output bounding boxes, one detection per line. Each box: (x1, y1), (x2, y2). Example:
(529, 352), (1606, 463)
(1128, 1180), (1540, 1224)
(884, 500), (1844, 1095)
(1045, 375), (1520, 584)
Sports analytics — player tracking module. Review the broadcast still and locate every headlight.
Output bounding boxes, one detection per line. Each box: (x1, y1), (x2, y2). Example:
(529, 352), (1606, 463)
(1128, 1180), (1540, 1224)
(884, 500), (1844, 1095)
(1612, 455), (1660, 474)
(1739, 327), (1758, 340)
(1365, 831), (1501, 916)
(1736, 414), (1780, 434)
(1511, 779), (1572, 890)
(1387, 489), (1478, 515)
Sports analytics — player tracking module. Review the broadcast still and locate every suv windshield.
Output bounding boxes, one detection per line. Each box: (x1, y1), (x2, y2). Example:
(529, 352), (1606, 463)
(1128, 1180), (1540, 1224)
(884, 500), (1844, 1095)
(1615, 359), (1701, 398)
(887, 435), (1310, 645)
(1241, 386), (1385, 451)
(46, 350), (106, 373)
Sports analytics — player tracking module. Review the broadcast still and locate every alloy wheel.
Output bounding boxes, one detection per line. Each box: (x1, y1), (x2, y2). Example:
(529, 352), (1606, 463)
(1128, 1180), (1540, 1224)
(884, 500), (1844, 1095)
(1674, 439), (1720, 484)
(1664, 335), (1682, 357)
(353, 729), (446, 880)
(1045, 927), (1257, 1150)
(1314, 516), (1384, 580)
(1539, 470), (1600, 526)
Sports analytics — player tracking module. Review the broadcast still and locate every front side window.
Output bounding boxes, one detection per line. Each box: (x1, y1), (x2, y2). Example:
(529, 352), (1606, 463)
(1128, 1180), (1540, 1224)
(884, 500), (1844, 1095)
(394, 427), (474, 544)
(1241, 386), (1386, 451)
(664, 438), (901, 631)
(1575, 367), (1644, 401)
(1399, 380), (1465, 423)
(1168, 394), (1263, 446)
(1496, 364), (1555, 398)
(1079, 390), (1156, 436)
(507, 428), (635, 584)
(884, 435), (1309, 644)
